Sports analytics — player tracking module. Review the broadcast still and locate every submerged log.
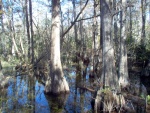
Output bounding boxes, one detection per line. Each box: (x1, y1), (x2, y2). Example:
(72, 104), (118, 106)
(77, 85), (95, 93)
(0, 64), (15, 89)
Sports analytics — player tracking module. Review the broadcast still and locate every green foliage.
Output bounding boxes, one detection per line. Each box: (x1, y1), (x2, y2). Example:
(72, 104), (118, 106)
(101, 87), (110, 94)
(0, 10), (4, 15)
(141, 94), (145, 99)
(135, 45), (150, 62)
(1, 57), (20, 67)
(126, 34), (135, 45)
(147, 95), (150, 105)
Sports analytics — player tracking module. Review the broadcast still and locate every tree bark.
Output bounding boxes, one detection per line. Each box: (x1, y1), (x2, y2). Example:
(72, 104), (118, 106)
(92, 0), (99, 77)
(45, 0), (69, 95)
(129, 6), (132, 41)
(29, 0), (34, 64)
(0, 0), (4, 32)
(141, 0), (146, 45)
(94, 0), (119, 112)
(72, 0), (78, 53)
(118, 0), (129, 87)
(19, 36), (25, 55)
(100, 0), (118, 89)
(25, 0), (31, 59)
(9, 8), (20, 56)
(113, 0), (119, 74)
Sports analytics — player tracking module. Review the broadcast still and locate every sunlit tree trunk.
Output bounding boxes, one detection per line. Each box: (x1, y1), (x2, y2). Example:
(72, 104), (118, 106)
(94, 1), (118, 112)
(45, 0), (69, 94)
(29, 0), (34, 63)
(118, 0), (129, 87)
(9, 8), (20, 56)
(100, 0), (118, 89)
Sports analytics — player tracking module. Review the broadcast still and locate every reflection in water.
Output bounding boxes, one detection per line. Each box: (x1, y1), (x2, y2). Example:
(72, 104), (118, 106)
(65, 66), (92, 113)
(0, 67), (93, 113)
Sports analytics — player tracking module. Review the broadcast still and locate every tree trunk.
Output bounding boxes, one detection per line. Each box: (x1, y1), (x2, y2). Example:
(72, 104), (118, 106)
(29, 0), (34, 64)
(19, 36), (25, 55)
(0, 0), (4, 32)
(113, 0), (119, 74)
(60, 5), (64, 50)
(94, 0), (119, 112)
(9, 9), (20, 57)
(118, 0), (129, 87)
(92, 0), (98, 77)
(100, 0), (118, 89)
(141, 0), (146, 45)
(79, 0), (84, 51)
(25, 0), (31, 59)
(72, 0), (79, 58)
(45, 0), (69, 95)
(129, 6), (132, 41)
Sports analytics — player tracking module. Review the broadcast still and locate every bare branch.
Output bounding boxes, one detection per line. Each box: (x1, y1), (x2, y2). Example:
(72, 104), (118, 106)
(76, 14), (100, 22)
(61, 0), (89, 38)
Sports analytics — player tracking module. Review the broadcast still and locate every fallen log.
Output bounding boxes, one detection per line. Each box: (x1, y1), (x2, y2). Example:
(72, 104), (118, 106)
(122, 105), (136, 113)
(123, 94), (146, 106)
(77, 85), (95, 93)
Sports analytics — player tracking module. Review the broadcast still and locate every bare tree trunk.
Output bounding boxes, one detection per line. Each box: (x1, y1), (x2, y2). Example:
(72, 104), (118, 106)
(0, 0), (3, 54)
(129, 6), (132, 41)
(29, 0), (34, 64)
(141, 0), (146, 45)
(92, 0), (98, 77)
(72, 0), (78, 56)
(0, 0), (4, 32)
(92, 0), (98, 51)
(9, 8), (20, 57)
(25, 0), (31, 59)
(60, 6), (64, 50)
(94, 1), (119, 112)
(113, 0), (119, 74)
(100, 0), (118, 90)
(45, 0), (69, 95)
(118, 0), (129, 87)
(19, 36), (25, 55)
(79, 0), (84, 51)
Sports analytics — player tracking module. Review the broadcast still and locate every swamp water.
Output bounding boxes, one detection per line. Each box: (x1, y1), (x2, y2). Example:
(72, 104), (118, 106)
(0, 67), (93, 113)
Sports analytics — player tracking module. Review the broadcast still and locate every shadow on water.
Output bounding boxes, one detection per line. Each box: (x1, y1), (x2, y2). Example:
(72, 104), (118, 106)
(0, 66), (93, 113)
